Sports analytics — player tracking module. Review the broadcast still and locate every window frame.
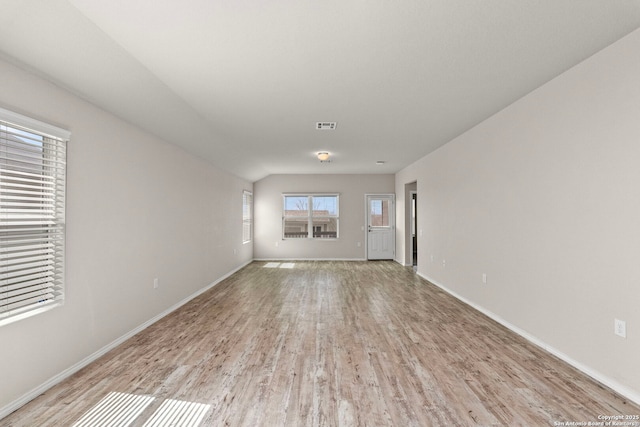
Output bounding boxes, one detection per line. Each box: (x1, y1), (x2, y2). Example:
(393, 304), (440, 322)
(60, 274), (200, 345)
(0, 107), (69, 327)
(242, 190), (252, 244)
(282, 193), (339, 240)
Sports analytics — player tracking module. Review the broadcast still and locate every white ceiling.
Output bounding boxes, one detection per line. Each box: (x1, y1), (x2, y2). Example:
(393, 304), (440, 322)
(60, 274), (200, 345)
(1, 1), (639, 182)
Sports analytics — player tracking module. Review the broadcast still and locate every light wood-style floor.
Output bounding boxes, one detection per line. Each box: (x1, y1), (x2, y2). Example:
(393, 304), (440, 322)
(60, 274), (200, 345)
(2, 261), (638, 426)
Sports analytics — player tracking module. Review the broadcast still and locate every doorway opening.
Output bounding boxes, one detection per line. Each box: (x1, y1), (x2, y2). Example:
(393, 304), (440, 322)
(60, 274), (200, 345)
(411, 191), (417, 267)
(404, 182), (417, 269)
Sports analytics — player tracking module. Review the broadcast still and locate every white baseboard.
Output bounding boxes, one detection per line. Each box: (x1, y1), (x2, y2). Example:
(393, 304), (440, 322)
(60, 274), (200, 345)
(0, 260), (253, 421)
(253, 258), (367, 262)
(416, 272), (640, 406)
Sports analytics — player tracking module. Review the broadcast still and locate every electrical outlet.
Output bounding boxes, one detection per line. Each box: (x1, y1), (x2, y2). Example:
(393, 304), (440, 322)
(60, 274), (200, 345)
(482, 273), (487, 284)
(153, 278), (159, 289)
(233, 248), (237, 255)
(614, 319), (626, 338)
(430, 254), (434, 262)
(442, 259), (446, 268)
(275, 241), (279, 247)
(357, 242), (361, 247)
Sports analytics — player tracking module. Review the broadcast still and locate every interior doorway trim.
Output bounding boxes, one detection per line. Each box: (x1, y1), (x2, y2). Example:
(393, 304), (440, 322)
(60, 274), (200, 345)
(409, 190), (417, 268)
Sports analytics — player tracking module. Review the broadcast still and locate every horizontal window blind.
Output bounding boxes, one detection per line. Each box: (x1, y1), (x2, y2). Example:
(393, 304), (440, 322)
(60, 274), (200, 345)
(242, 191), (252, 243)
(1, 108), (68, 326)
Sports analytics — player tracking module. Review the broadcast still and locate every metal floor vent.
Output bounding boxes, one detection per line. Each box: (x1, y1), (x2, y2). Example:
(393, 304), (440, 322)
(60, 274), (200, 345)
(316, 122), (337, 130)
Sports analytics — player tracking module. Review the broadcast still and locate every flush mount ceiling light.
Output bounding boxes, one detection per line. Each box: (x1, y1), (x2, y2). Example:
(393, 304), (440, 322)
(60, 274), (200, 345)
(317, 152), (330, 162)
(376, 160), (386, 165)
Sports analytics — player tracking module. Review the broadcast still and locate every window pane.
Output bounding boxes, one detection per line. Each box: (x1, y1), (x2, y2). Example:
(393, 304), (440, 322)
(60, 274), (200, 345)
(242, 191), (252, 243)
(282, 194), (339, 239)
(284, 196), (308, 215)
(242, 192), (252, 220)
(370, 199), (389, 227)
(312, 218), (338, 238)
(311, 196), (337, 216)
(283, 217), (309, 238)
(1, 111), (67, 327)
(0, 125), (44, 173)
(243, 221), (251, 242)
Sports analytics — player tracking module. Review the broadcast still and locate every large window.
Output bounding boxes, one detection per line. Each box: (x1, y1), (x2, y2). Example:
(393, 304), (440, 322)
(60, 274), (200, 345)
(0, 108), (69, 326)
(283, 194), (338, 239)
(242, 190), (252, 243)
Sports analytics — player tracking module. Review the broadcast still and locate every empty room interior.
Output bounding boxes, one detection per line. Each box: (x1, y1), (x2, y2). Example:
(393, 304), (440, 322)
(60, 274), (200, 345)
(1, 1), (640, 426)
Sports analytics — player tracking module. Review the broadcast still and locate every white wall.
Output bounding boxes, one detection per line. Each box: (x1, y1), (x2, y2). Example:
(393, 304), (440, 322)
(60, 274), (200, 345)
(254, 174), (394, 260)
(396, 29), (640, 400)
(0, 57), (253, 414)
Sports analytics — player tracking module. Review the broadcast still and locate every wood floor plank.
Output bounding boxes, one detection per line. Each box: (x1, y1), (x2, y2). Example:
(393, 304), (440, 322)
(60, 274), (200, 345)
(2, 261), (639, 426)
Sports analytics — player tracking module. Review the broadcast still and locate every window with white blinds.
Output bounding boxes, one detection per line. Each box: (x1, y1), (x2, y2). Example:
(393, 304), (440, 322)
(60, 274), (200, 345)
(242, 190), (252, 243)
(0, 107), (69, 327)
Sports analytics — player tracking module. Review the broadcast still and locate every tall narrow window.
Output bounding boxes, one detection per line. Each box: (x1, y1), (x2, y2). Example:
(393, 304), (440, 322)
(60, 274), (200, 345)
(283, 194), (338, 239)
(0, 108), (69, 326)
(242, 190), (252, 243)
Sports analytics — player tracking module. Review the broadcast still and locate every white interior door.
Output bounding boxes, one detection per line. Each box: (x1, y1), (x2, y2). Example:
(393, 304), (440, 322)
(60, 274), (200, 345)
(366, 194), (395, 260)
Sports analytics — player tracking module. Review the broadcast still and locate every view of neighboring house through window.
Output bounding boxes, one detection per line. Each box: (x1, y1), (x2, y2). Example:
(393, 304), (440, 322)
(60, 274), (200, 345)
(0, 107), (68, 326)
(369, 198), (390, 227)
(283, 194), (339, 239)
(242, 190), (252, 243)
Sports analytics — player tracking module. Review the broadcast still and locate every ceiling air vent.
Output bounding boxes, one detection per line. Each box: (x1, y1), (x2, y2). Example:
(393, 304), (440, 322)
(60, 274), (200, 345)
(316, 122), (337, 130)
